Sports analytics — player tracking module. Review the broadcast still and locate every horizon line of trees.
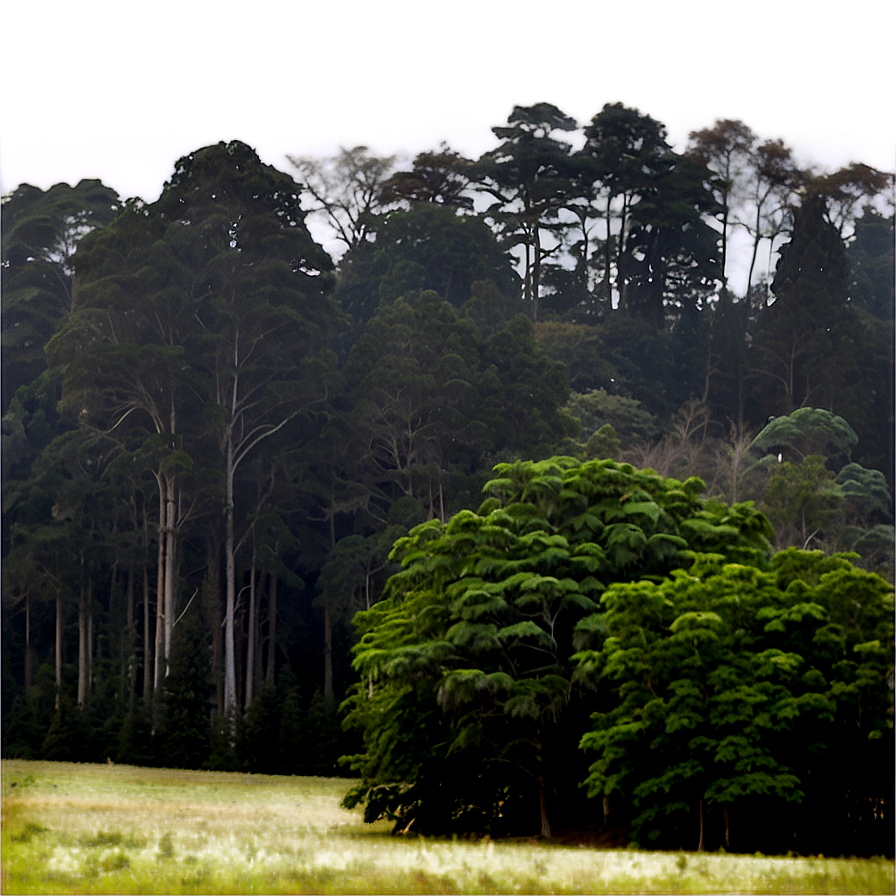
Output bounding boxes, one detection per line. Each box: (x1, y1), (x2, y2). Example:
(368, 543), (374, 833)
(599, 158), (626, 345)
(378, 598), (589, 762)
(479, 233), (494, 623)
(1, 102), (893, 832)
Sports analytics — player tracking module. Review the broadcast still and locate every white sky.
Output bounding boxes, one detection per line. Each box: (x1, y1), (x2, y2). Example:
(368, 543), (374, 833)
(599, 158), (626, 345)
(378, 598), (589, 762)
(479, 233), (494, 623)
(1, 0), (894, 205)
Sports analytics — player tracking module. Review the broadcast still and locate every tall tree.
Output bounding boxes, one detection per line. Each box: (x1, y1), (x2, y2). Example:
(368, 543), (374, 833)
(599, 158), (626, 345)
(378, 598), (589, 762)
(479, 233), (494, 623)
(153, 141), (340, 717)
(687, 119), (756, 287)
(738, 139), (802, 295)
(1, 180), (119, 411)
(473, 104), (578, 320)
(577, 103), (670, 310)
(751, 194), (858, 414)
(46, 198), (206, 712)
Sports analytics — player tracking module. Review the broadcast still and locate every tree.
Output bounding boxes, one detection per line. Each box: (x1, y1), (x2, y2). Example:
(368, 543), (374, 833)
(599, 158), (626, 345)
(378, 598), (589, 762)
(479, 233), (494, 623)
(738, 139), (802, 296)
(578, 550), (893, 854)
(344, 289), (484, 518)
(619, 151), (722, 330)
(343, 457), (773, 837)
(752, 194), (860, 414)
(378, 144), (474, 210)
(153, 141), (340, 718)
(287, 146), (397, 256)
(687, 120), (756, 287)
(336, 203), (521, 321)
(473, 104), (579, 319)
(1, 180), (119, 411)
(752, 407), (858, 464)
(562, 388), (660, 451)
(577, 103), (671, 309)
(847, 207), (895, 320)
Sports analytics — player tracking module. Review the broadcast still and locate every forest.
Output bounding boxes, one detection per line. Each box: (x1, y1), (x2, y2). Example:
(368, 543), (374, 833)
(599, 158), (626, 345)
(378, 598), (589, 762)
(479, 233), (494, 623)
(2, 102), (893, 854)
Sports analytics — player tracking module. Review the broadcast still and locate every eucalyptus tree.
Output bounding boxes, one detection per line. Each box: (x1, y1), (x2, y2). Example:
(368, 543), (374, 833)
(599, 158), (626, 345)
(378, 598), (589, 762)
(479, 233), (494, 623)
(46, 198), (207, 705)
(152, 141), (341, 717)
(472, 104), (579, 320)
(739, 138), (803, 295)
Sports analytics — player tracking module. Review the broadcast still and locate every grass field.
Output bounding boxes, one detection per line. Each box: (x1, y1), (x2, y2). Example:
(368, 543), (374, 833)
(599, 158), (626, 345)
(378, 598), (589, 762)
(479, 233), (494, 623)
(2, 760), (892, 894)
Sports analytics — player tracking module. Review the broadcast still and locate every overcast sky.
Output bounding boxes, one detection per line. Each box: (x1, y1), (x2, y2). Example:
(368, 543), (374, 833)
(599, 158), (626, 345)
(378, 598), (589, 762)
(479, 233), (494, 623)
(2, 0), (894, 205)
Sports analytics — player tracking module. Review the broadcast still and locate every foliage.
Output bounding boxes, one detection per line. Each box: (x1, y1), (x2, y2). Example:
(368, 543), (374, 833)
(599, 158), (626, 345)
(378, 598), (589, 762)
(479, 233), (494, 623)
(342, 457), (773, 837)
(2, 106), (893, 840)
(578, 550), (893, 855)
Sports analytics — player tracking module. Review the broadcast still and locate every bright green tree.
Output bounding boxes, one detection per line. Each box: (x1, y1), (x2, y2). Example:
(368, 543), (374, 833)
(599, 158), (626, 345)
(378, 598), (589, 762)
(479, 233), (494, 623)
(342, 457), (773, 837)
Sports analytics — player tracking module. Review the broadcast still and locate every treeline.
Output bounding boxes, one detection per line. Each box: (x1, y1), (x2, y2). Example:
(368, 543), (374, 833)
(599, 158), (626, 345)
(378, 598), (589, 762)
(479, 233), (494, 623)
(1, 102), (893, 782)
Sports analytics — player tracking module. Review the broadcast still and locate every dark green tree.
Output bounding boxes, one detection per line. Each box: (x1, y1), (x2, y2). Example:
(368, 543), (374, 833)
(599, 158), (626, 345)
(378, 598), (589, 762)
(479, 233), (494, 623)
(753, 194), (863, 415)
(578, 550), (893, 854)
(577, 103), (670, 309)
(378, 144), (474, 211)
(473, 104), (579, 319)
(1, 180), (119, 411)
(847, 207), (895, 320)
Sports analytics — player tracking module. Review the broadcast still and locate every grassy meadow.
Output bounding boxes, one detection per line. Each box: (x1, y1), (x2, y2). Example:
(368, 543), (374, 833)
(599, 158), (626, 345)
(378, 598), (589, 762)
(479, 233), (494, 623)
(2, 760), (892, 894)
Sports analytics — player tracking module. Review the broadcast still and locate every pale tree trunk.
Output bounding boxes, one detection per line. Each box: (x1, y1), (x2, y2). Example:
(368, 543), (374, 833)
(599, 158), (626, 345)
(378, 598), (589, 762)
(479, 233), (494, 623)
(244, 545), (258, 710)
(224, 431), (237, 717)
(126, 563), (136, 712)
(265, 573), (277, 686)
(163, 476), (177, 671)
(142, 562), (152, 705)
(154, 481), (166, 697)
(87, 580), (94, 705)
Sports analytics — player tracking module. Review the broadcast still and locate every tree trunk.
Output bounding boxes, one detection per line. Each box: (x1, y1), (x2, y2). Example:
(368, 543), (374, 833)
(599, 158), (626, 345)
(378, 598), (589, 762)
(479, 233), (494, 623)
(244, 546), (257, 710)
(24, 592), (35, 692)
(265, 573), (277, 686)
(163, 476), (177, 674)
(538, 772), (551, 838)
(697, 796), (705, 851)
(324, 597), (334, 713)
(126, 563), (136, 712)
(142, 562), (152, 704)
(55, 591), (63, 711)
(87, 579), (94, 705)
(78, 577), (88, 708)
(154, 480), (166, 697)
(224, 431), (237, 717)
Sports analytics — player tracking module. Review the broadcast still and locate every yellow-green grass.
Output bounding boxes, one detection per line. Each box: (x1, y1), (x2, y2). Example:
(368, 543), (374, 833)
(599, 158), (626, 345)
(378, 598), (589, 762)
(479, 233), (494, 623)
(2, 760), (892, 894)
